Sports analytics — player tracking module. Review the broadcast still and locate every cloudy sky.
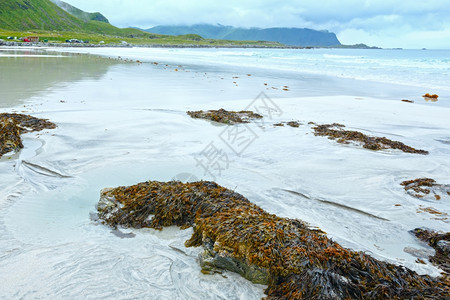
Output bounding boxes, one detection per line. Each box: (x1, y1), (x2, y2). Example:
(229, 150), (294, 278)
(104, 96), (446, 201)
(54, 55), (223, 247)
(67, 0), (450, 48)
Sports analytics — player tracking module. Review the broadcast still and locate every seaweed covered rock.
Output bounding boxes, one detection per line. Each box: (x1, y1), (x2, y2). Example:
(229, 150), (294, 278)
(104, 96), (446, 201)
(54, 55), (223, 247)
(413, 228), (450, 276)
(313, 123), (428, 155)
(273, 121), (301, 128)
(401, 178), (450, 201)
(97, 181), (449, 299)
(423, 94), (439, 99)
(0, 118), (23, 157)
(286, 121), (301, 128)
(187, 109), (263, 124)
(0, 113), (57, 157)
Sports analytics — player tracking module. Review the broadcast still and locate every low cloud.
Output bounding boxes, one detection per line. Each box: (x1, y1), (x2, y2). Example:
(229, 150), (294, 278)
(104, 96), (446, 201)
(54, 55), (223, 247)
(67, 0), (450, 48)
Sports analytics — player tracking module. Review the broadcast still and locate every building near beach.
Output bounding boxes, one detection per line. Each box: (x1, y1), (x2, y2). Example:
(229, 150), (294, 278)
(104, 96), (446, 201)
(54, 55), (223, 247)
(27, 36), (39, 43)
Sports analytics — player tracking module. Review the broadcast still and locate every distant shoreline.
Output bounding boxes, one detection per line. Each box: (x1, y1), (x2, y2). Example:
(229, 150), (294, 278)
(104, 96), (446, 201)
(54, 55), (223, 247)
(0, 41), (314, 49)
(0, 41), (380, 50)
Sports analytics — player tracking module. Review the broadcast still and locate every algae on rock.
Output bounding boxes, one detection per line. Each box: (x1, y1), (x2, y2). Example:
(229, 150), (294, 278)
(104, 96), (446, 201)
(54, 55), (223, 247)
(0, 118), (23, 157)
(187, 109), (263, 124)
(0, 113), (57, 158)
(401, 178), (450, 201)
(97, 180), (449, 299)
(313, 123), (429, 154)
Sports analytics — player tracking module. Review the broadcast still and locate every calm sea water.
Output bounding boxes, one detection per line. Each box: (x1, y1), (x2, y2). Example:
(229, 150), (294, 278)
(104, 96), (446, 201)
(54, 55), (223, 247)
(55, 47), (450, 105)
(216, 48), (450, 91)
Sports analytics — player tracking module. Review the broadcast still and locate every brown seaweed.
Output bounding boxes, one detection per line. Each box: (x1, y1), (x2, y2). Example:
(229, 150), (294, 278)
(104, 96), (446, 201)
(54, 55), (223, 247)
(313, 123), (428, 155)
(273, 121), (301, 128)
(401, 178), (450, 200)
(0, 113), (57, 157)
(286, 121), (300, 128)
(423, 94), (439, 103)
(423, 94), (439, 99)
(0, 118), (23, 157)
(97, 180), (449, 299)
(187, 109), (263, 125)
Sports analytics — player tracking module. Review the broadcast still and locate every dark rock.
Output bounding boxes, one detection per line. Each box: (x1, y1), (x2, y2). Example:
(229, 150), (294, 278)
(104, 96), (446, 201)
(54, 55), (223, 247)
(413, 228), (450, 276)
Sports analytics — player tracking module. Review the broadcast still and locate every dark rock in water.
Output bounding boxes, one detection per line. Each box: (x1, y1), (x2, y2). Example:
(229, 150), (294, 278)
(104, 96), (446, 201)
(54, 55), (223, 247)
(413, 228), (450, 277)
(0, 113), (57, 158)
(97, 180), (449, 299)
(199, 235), (269, 284)
(187, 108), (263, 124)
(313, 123), (429, 155)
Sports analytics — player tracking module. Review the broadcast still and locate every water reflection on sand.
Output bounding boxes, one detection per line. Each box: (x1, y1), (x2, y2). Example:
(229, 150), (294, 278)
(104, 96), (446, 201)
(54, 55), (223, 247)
(0, 48), (118, 108)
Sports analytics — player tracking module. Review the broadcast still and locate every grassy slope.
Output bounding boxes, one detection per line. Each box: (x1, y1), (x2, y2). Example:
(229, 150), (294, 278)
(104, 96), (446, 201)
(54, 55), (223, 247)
(0, 0), (83, 31)
(0, 0), (147, 36)
(0, 28), (282, 46)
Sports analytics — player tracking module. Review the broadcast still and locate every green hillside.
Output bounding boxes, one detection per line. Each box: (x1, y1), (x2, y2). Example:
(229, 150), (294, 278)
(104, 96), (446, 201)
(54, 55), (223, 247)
(0, 0), (146, 36)
(50, 0), (109, 23)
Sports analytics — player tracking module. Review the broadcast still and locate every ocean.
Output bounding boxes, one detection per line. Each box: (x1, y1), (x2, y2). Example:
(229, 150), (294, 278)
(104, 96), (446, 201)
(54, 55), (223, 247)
(51, 47), (450, 104)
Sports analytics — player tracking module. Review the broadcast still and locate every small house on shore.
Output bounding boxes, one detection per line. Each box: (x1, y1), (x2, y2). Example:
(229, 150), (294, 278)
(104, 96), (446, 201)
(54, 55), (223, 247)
(27, 36), (39, 43)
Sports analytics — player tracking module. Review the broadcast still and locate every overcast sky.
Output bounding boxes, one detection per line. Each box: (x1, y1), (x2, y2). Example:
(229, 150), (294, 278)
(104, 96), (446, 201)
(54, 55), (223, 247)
(67, 0), (450, 49)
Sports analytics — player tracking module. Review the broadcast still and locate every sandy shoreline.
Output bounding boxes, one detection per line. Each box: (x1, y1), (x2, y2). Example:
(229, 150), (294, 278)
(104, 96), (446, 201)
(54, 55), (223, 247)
(0, 47), (449, 298)
(0, 42), (312, 49)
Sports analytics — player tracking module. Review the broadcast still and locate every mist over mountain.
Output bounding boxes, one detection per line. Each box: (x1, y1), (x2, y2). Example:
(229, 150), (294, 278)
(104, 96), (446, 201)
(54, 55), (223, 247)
(50, 0), (109, 23)
(145, 24), (341, 46)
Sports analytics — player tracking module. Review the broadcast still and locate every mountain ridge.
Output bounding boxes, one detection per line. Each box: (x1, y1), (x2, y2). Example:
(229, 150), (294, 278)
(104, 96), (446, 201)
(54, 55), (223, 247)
(145, 24), (341, 46)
